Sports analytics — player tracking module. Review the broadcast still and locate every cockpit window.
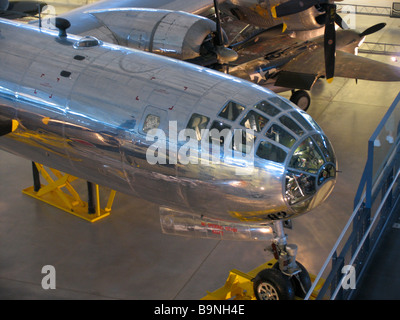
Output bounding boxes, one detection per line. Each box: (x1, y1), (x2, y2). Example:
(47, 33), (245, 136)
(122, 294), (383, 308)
(313, 134), (336, 164)
(285, 133), (337, 213)
(232, 129), (255, 154)
(301, 112), (322, 132)
(279, 115), (304, 136)
(266, 124), (296, 148)
(318, 163), (336, 186)
(186, 113), (210, 140)
(240, 110), (268, 132)
(286, 170), (316, 205)
(289, 137), (324, 173)
(256, 140), (287, 163)
(218, 101), (245, 121)
(290, 111), (313, 131)
(269, 96), (291, 110)
(142, 114), (160, 133)
(255, 100), (281, 117)
(210, 121), (231, 145)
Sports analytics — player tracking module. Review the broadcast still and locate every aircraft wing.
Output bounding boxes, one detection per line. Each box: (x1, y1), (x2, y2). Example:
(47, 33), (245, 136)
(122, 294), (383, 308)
(280, 49), (400, 82)
(225, 23), (300, 64)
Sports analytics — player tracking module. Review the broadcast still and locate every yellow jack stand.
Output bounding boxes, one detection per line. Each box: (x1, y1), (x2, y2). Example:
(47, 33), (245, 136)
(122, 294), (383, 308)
(22, 162), (116, 223)
(201, 259), (325, 300)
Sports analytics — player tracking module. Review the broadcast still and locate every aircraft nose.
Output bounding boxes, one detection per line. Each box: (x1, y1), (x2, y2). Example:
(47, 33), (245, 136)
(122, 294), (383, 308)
(284, 133), (337, 214)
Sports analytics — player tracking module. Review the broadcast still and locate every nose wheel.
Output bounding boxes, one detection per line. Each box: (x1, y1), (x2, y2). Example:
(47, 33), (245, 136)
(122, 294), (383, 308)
(253, 268), (294, 300)
(253, 221), (311, 300)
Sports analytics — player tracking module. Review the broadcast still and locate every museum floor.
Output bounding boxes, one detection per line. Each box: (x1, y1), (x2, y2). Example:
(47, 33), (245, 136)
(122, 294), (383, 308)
(0, 1), (399, 300)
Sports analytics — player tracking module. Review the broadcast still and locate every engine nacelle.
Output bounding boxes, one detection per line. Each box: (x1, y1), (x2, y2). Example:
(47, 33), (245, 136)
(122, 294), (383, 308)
(88, 8), (222, 60)
(282, 6), (325, 31)
(223, 0), (324, 31)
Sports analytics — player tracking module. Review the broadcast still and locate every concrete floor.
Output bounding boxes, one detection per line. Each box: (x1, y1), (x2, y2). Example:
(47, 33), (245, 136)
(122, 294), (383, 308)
(0, 2), (399, 300)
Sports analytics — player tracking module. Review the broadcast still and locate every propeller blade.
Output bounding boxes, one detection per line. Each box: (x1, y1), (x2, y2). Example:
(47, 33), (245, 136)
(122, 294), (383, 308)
(0, 0), (9, 11)
(211, 0), (238, 69)
(213, 0), (224, 47)
(359, 22), (386, 37)
(324, 4), (336, 82)
(0, 119), (18, 137)
(273, 0), (320, 18)
(334, 13), (348, 29)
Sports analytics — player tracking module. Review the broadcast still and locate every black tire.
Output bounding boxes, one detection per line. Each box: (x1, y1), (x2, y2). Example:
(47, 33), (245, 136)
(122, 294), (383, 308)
(273, 261), (312, 299)
(290, 90), (311, 111)
(253, 268), (295, 300)
(291, 262), (312, 298)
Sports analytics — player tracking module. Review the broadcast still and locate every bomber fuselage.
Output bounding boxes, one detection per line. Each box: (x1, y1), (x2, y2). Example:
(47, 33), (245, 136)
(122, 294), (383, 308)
(0, 18), (337, 224)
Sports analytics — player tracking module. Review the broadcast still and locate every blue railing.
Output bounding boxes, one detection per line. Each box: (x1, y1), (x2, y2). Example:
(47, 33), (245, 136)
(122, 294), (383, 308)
(305, 92), (400, 300)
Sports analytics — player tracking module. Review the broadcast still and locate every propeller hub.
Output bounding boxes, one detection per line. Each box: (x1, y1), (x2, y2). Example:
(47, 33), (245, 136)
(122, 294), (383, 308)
(216, 46), (239, 64)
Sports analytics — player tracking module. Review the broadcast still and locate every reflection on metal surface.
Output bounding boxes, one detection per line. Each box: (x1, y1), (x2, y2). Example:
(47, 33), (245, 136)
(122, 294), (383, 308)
(160, 207), (274, 241)
(73, 35), (102, 49)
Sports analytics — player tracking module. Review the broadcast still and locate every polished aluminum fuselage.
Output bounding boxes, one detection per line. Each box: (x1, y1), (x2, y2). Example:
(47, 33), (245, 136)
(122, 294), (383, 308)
(0, 19), (286, 221)
(0, 17), (336, 225)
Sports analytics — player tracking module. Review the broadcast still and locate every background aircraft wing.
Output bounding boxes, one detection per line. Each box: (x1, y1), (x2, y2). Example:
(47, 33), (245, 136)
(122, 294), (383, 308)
(226, 24), (299, 64)
(281, 49), (400, 82)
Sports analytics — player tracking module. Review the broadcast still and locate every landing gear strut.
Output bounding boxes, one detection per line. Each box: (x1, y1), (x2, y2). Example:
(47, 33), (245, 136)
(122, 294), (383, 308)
(290, 90), (311, 112)
(253, 221), (311, 300)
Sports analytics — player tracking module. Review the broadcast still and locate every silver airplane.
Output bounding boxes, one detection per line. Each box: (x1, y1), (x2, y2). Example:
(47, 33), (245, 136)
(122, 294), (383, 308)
(0, 2), (338, 299)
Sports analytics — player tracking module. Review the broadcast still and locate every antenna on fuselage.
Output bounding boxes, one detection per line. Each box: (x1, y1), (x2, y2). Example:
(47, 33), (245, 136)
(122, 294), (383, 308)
(55, 17), (71, 38)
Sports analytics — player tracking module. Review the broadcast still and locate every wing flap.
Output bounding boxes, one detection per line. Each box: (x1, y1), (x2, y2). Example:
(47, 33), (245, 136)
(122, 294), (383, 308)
(275, 71), (318, 90)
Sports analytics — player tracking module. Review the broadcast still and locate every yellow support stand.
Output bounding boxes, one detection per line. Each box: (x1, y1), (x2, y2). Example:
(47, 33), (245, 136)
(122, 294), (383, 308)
(201, 259), (325, 300)
(22, 163), (116, 223)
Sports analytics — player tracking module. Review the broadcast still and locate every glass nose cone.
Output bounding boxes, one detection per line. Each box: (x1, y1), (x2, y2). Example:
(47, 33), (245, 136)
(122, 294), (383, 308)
(285, 134), (337, 214)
